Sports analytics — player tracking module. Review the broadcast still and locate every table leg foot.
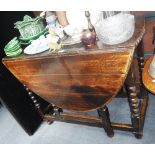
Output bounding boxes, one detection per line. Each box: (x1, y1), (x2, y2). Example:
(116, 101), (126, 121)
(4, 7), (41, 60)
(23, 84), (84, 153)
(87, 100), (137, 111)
(98, 106), (114, 138)
(47, 121), (54, 125)
(135, 133), (143, 139)
(107, 131), (114, 137)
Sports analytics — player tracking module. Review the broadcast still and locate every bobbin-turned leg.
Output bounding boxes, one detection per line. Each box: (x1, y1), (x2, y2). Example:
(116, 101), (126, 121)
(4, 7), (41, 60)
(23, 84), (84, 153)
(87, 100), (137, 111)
(23, 85), (45, 119)
(23, 85), (55, 124)
(134, 40), (148, 138)
(98, 106), (114, 137)
(125, 62), (142, 139)
(136, 40), (148, 98)
(23, 84), (64, 125)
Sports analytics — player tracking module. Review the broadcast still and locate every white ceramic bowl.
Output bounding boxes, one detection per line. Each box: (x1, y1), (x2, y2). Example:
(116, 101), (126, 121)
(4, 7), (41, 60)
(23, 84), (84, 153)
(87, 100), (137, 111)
(95, 13), (135, 45)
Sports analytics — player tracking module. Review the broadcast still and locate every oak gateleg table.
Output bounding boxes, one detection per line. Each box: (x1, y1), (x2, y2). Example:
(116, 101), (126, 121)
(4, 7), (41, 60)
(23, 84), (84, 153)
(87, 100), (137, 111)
(2, 17), (148, 139)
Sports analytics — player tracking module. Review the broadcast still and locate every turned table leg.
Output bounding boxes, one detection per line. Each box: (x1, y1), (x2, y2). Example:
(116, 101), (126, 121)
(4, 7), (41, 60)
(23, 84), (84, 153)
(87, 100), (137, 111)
(97, 106), (114, 137)
(23, 85), (64, 125)
(125, 62), (142, 139)
(23, 85), (45, 120)
(135, 40), (149, 138)
(136, 40), (148, 98)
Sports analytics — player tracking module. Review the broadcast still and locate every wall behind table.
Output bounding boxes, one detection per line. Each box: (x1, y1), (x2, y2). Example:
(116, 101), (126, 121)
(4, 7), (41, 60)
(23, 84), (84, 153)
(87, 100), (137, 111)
(132, 11), (155, 54)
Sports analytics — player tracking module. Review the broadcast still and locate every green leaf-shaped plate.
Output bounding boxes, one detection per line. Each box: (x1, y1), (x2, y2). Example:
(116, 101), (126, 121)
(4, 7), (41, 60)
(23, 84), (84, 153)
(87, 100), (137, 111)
(19, 27), (48, 42)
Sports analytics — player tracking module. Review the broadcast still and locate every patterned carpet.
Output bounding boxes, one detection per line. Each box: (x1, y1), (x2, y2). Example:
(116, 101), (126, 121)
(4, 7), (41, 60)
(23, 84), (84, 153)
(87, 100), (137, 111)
(0, 93), (155, 144)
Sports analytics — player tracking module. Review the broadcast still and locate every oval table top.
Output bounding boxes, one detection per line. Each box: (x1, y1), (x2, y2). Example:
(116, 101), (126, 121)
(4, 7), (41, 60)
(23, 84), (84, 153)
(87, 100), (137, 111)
(3, 17), (145, 112)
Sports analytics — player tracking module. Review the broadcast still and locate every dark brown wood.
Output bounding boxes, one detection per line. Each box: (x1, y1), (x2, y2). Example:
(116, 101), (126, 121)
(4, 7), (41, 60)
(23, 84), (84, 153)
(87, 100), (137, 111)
(2, 18), (145, 111)
(136, 40), (148, 98)
(98, 106), (114, 137)
(3, 48), (134, 112)
(125, 61), (143, 138)
(139, 96), (148, 131)
(24, 85), (45, 119)
(2, 17), (148, 138)
(44, 111), (134, 132)
(44, 112), (103, 127)
(111, 122), (133, 132)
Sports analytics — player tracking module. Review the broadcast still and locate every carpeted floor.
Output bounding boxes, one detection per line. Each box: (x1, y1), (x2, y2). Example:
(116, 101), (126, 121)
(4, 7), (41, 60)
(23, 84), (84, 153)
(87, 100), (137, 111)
(0, 93), (155, 144)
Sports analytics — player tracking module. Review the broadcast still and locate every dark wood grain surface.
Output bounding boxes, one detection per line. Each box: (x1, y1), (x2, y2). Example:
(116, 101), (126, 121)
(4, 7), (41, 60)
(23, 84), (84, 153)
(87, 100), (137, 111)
(3, 18), (145, 112)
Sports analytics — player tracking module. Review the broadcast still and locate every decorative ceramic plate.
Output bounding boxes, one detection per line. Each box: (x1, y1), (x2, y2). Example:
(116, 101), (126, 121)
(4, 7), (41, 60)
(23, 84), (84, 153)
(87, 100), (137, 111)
(20, 40), (31, 45)
(19, 27), (48, 42)
(24, 43), (49, 55)
(6, 48), (23, 57)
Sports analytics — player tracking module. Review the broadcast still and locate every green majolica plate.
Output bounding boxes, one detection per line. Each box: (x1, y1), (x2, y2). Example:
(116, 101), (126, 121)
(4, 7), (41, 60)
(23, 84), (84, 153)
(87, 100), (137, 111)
(4, 44), (21, 53)
(4, 37), (20, 51)
(20, 40), (31, 45)
(5, 48), (23, 57)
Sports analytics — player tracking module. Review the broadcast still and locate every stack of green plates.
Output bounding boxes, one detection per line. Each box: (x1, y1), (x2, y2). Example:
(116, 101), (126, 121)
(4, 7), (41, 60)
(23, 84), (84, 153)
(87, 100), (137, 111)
(4, 37), (23, 57)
